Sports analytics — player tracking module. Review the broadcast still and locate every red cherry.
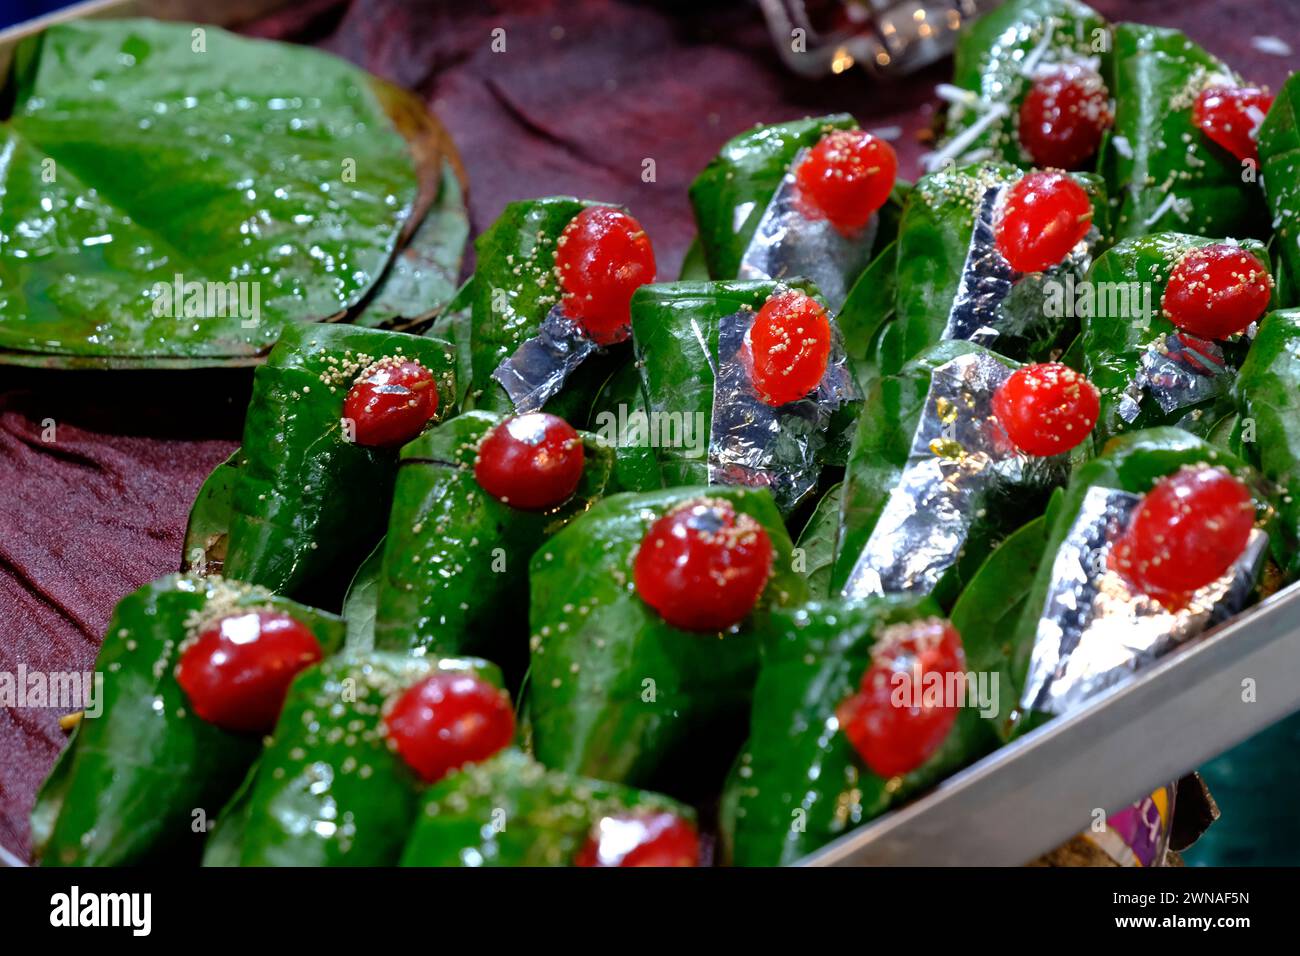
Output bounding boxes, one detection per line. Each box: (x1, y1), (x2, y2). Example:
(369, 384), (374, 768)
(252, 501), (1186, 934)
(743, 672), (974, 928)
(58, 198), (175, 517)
(1161, 244), (1272, 340)
(836, 619), (965, 779)
(176, 611), (322, 734)
(995, 171), (1093, 274)
(1018, 66), (1112, 170)
(574, 812), (700, 867)
(633, 498), (774, 633)
(748, 290), (831, 407)
(794, 128), (898, 234)
(382, 672), (514, 784)
(555, 206), (656, 345)
(1193, 86), (1274, 163)
(343, 358), (439, 448)
(992, 362), (1099, 457)
(1111, 465), (1255, 601)
(474, 413), (585, 511)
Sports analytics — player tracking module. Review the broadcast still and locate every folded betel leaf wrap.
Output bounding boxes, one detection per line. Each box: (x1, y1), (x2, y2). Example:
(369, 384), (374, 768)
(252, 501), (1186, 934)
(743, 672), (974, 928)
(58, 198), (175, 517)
(223, 321), (455, 603)
(720, 596), (997, 866)
(371, 410), (613, 674)
(630, 279), (861, 516)
(1007, 428), (1273, 729)
(1234, 309), (1300, 578)
(182, 449), (245, 576)
(1259, 73), (1300, 302)
(944, 0), (1110, 167)
(794, 483), (844, 600)
(31, 574), (345, 866)
(831, 341), (1065, 610)
(1081, 233), (1269, 444)
(837, 239), (898, 395)
(587, 360), (666, 494)
(203, 651), (502, 866)
(400, 748), (693, 866)
(0, 19), (419, 366)
(527, 486), (807, 794)
(881, 162), (1108, 378)
(1103, 24), (1270, 241)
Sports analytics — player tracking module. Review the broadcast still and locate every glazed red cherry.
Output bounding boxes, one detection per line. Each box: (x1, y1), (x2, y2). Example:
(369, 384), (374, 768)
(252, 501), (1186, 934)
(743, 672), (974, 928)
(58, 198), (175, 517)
(382, 672), (514, 784)
(344, 358), (439, 448)
(574, 812), (700, 867)
(555, 205), (656, 345)
(1111, 465), (1255, 601)
(794, 128), (898, 234)
(836, 619), (965, 779)
(474, 413), (585, 511)
(1018, 66), (1112, 170)
(992, 362), (1099, 457)
(1161, 244), (1272, 340)
(633, 498), (774, 632)
(748, 290), (831, 407)
(1193, 86), (1274, 163)
(995, 171), (1093, 274)
(176, 611), (322, 734)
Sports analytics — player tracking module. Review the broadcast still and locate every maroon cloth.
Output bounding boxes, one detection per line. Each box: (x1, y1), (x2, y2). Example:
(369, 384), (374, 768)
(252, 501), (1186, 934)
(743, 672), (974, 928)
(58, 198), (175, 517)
(2, 0), (1296, 862)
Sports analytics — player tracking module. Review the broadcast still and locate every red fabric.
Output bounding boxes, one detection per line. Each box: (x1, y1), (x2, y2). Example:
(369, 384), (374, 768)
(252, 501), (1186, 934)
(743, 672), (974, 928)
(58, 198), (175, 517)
(2, 0), (1296, 862)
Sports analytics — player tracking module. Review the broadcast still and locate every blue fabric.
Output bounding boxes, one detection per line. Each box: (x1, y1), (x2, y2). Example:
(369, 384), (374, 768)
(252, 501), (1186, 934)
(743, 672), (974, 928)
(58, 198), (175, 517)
(0, 2), (76, 30)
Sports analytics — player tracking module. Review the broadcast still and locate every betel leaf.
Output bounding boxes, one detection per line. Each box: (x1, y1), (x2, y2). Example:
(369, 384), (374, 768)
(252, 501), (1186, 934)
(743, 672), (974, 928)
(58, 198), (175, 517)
(33, 573), (345, 866)
(181, 449), (245, 576)
(371, 410), (613, 683)
(678, 237), (710, 281)
(838, 238), (898, 394)
(795, 482), (843, 600)
(341, 537), (385, 652)
(400, 749), (693, 866)
(1103, 24), (1269, 241)
(722, 596), (997, 866)
(587, 359), (665, 494)
(0, 19), (433, 367)
(1259, 72), (1300, 305)
(223, 321), (456, 606)
(526, 485), (808, 797)
(206, 651), (502, 867)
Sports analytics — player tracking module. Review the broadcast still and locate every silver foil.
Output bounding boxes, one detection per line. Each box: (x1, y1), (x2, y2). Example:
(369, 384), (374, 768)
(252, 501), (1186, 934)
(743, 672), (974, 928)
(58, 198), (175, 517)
(490, 305), (600, 413)
(1117, 333), (1229, 424)
(842, 350), (1068, 598)
(707, 307), (860, 514)
(1021, 484), (1267, 717)
(737, 147), (878, 312)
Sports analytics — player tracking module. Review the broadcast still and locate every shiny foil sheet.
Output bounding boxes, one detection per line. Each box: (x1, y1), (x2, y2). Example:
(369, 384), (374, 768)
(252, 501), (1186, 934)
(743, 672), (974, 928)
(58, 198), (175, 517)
(490, 306), (600, 412)
(842, 350), (1067, 598)
(1117, 332), (1229, 424)
(707, 307), (860, 514)
(1022, 484), (1267, 717)
(737, 147), (877, 312)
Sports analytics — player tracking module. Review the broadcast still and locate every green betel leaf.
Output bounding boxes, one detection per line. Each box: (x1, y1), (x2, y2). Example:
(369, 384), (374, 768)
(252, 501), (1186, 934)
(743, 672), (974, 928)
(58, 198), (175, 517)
(945, 0), (1109, 166)
(400, 749), (693, 866)
(722, 596), (996, 866)
(371, 410), (613, 680)
(341, 537), (385, 652)
(181, 449), (245, 576)
(1259, 73), (1300, 303)
(526, 485), (808, 795)
(0, 19), (425, 366)
(1080, 233), (1269, 444)
(1103, 24), (1269, 241)
(207, 651), (502, 866)
(794, 482), (843, 600)
(223, 321), (456, 605)
(587, 359), (665, 494)
(33, 573), (345, 866)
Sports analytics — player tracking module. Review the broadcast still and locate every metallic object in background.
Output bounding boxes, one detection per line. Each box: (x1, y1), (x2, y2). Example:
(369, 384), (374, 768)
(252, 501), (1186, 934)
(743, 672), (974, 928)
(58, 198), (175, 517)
(757, 0), (1004, 78)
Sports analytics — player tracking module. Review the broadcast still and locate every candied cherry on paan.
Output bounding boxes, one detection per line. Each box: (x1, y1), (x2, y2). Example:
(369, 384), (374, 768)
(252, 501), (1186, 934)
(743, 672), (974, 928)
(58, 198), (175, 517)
(633, 498), (774, 633)
(474, 413), (585, 511)
(794, 128), (899, 234)
(344, 358), (439, 448)
(574, 811), (700, 867)
(748, 289), (832, 407)
(994, 171), (1093, 274)
(176, 611), (323, 734)
(555, 205), (656, 345)
(992, 362), (1100, 457)
(836, 618), (967, 779)
(1018, 65), (1113, 170)
(382, 672), (515, 784)
(1193, 85), (1274, 163)
(1161, 244), (1272, 340)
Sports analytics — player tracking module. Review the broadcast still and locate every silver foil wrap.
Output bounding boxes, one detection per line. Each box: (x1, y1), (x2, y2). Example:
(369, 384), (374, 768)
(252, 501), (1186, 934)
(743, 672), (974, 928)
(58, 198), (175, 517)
(737, 147), (878, 312)
(707, 307), (860, 514)
(490, 305), (600, 413)
(1022, 484), (1267, 717)
(1117, 333), (1229, 424)
(842, 350), (1068, 598)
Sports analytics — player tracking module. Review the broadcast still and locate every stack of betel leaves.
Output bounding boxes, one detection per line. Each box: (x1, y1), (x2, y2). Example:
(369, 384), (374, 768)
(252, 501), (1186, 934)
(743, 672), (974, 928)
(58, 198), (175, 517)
(27, 1), (1300, 867)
